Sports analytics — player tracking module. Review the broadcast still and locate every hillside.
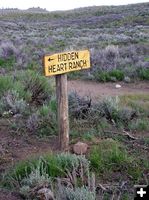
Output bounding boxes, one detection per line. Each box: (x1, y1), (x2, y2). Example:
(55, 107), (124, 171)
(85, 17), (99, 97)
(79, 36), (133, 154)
(0, 3), (149, 80)
(0, 3), (149, 200)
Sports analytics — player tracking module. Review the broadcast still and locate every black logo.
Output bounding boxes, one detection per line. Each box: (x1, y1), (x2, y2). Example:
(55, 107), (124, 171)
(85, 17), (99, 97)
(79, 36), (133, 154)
(134, 185), (149, 199)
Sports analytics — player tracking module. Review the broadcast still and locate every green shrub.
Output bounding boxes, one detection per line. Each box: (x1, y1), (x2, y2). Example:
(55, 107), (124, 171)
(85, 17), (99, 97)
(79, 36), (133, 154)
(48, 96), (57, 113)
(2, 160), (34, 189)
(94, 70), (124, 82)
(12, 81), (32, 102)
(94, 71), (111, 82)
(89, 139), (132, 173)
(0, 76), (13, 97)
(95, 96), (137, 126)
(109, 69), (124, 81)
(15, 70), (54, 105)
(68, 71), (83, 79)
(19, 160), (52, 199)
(3, 153), (91, 190)
(0, 90), (28, 116)
(96, 96), (120, 123)
(0, 57), (16, 70)
(128, 118), (149, 131)
(4, 153), (95, 199)
(118, 107), (137, 126)
(26, 104), (57, 136)
(0, 75), (31, 103)
(58, 186), (96, 200)
(127, 165), (142, 181)
(138, 68), (149, 80)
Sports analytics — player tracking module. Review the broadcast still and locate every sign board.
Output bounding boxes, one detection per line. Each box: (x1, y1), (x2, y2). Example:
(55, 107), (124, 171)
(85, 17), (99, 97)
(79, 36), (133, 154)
(43, 49), (90, 76)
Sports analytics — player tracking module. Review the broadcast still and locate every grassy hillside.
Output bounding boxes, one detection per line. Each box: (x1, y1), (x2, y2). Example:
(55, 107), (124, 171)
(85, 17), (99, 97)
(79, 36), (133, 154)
(0, 2), (149, 80)
(0, 3), (149, 200)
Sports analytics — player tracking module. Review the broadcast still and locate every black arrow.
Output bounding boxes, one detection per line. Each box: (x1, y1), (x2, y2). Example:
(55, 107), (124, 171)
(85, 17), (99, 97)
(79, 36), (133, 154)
(48, 57), (54, 62)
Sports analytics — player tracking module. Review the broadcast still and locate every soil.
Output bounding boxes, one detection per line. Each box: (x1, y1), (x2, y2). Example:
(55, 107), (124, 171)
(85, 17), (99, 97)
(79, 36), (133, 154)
(0, 80), (149, 199)
(68, 80), (149, 101)
(0, 124), (59, 172)
(0, 189), (22, 200)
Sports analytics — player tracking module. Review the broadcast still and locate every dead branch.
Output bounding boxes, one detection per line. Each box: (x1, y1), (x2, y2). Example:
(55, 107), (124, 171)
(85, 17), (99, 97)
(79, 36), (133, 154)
(123, 131), (138, 140)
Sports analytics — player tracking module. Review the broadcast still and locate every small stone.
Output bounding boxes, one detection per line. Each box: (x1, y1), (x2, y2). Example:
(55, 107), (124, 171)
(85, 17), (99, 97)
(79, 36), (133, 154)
(115, 84), (121, 89)
(73, 142), (88, 155)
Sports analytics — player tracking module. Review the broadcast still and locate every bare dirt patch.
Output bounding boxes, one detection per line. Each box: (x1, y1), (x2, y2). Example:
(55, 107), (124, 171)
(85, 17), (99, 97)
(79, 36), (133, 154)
(68, 80), (149, 101)
(0, 122), (59, 173)
(0, 189), (22, 200)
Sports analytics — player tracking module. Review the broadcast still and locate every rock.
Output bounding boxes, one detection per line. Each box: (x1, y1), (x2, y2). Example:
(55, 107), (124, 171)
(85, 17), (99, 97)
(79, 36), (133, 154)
(37, 188), (54, 200)
(73, 142), (88, 155)
(115, 84), (121, 89)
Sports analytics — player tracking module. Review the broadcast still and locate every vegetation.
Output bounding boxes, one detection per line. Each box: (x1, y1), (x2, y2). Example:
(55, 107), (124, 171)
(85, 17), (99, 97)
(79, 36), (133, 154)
(0, 3), (149, 80)
(0, 2), (149, 199)
(2, 153), (96, 199)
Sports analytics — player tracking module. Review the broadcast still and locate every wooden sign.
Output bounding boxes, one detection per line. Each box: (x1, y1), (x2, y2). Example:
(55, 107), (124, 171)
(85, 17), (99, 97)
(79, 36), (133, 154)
(43, 49), (90, 76)
(43, 49), (90, 151)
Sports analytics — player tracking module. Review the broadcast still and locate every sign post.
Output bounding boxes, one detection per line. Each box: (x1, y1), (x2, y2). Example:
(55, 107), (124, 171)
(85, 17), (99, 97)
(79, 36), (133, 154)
(56, 74), (69, 151)
(43, 50), (90, 151)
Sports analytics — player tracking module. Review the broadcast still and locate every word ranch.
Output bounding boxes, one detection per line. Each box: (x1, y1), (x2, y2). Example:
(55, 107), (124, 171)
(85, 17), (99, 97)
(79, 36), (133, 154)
(48, 59), (87, 73)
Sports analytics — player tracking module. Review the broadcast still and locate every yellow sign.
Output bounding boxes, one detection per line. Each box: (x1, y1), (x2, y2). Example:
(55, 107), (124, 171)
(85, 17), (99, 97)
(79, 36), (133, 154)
(43, 50), (90, 76)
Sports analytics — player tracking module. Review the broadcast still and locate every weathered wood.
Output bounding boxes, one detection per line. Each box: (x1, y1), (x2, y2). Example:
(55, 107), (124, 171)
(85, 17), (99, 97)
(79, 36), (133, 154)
(56, 74), (69, 151)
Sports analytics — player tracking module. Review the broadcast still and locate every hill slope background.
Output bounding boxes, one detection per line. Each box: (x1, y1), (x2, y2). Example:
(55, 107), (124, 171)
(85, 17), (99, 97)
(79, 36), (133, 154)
(0, 3), (149, 200)
(0, 2), (149, 80)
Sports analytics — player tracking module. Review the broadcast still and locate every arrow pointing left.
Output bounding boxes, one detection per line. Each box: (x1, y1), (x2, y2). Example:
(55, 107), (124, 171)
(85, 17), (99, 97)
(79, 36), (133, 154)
(48, 57), (54, 62)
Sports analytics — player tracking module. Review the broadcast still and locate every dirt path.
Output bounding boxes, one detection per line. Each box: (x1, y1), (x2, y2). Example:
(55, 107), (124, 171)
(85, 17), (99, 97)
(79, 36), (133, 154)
(0, 121), (59, 173)
(68, 80), (149, 101)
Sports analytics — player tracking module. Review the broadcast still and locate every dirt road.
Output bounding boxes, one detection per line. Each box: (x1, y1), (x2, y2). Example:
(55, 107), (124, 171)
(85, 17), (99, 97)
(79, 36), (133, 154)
(68, 80), (149, 101)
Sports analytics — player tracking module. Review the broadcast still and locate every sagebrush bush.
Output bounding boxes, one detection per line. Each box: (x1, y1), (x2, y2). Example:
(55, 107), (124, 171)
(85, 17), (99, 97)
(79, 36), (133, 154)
(94, 96), (137, 126)
(91, 43), (149, 81)
(118, 107), (137, 126)
(56, 152), (90, 173)
(0, 90), (28, 116)
(128, 118), (149, 131)
(57, 186), (96, 200)
(19, 159), (52, 199)
(0, 41), (18, 59)
(104, 45), (119, 63)
(26, 105), (57, 135)
(3, 153), (94, 199)
(96, 96), (120, 123)
(69, 91), (92, 119)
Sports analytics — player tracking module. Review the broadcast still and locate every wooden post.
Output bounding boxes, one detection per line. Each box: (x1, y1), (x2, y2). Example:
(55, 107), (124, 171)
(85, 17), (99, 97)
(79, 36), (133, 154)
(43, 50), (90, 151)
(56, 74), (69, 151)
